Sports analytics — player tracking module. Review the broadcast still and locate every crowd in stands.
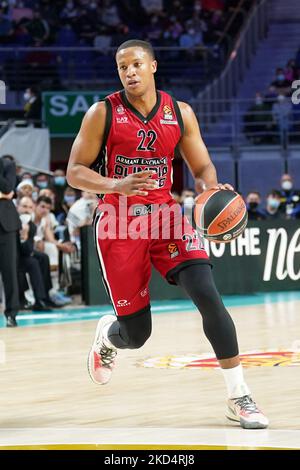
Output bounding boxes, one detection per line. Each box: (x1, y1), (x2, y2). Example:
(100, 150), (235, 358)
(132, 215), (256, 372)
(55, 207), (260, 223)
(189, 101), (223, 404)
(0, 0), (255, 48)
(0, 1), (256, 92)
(245, 173), (300, 221)
(244, 49), (300, 145)
(176, 173), (300, 223)
(1, 157), (98, 319)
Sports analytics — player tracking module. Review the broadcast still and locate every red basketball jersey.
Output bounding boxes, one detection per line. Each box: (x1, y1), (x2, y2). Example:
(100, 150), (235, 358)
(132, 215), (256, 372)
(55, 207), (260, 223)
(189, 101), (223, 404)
(93, 90), (183, 207)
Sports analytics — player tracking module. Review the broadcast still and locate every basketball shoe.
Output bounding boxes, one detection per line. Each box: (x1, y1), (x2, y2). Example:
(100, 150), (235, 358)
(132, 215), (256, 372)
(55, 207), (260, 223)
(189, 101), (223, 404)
(226, 395), (269, 429)
(87, 315), (117, 385)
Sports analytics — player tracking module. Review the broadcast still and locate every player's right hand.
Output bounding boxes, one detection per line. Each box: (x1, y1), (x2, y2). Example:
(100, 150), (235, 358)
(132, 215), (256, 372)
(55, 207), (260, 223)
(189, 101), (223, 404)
(114, 171), (158, 196)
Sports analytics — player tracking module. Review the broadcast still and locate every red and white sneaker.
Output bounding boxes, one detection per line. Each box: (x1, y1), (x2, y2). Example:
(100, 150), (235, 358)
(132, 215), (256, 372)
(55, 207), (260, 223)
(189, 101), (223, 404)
(87, 315), (117, 385)
(226, 395), (269, 429)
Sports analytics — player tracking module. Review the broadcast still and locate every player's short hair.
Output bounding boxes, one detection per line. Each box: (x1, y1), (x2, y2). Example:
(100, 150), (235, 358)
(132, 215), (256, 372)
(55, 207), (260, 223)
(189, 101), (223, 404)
(116, 40), (155, 60)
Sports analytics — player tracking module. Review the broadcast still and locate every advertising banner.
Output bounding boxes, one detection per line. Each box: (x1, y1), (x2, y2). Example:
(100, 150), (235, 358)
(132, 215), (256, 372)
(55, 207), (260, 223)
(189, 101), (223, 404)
(81, 220), (300, 305)
(42, 91), (111, 136)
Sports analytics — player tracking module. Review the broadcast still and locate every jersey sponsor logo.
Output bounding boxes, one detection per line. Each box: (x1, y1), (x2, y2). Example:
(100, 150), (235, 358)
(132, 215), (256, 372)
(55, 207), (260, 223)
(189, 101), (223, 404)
(114, 155), (168, 188)
(116, 104), (125, 114)
(137, 349), (300, 369)
(116, 116), (128, 124)
(168, 242), (179, 258)
(117, 299), (130, 307)
(140, 288), (148, 297)
(116, 155), (167, 166)
(160, 119), (178, 125)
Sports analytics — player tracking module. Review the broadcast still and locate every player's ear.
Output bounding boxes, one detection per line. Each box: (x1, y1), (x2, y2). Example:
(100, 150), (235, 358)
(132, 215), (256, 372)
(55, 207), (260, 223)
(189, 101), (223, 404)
(151, 60), (157, 74)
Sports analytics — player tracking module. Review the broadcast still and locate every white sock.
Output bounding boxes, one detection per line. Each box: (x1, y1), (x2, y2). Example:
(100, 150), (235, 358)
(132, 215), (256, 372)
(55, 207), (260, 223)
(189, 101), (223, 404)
(102, 322), (117, 349)
(50, 269), (59, 294)
(221, 364), (251, 399)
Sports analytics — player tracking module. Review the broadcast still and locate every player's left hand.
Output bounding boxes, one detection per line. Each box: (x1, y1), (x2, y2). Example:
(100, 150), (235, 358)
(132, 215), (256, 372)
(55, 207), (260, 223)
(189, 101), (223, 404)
(211, 183), (234, 191)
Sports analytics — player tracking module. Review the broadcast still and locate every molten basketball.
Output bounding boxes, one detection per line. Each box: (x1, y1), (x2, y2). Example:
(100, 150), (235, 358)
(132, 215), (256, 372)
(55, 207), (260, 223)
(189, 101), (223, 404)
(194, 189), (248, 243)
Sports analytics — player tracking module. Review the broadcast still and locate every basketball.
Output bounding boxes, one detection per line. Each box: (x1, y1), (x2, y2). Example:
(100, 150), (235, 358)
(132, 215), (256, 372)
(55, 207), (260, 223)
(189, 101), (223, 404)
(194, 189), (248, 243)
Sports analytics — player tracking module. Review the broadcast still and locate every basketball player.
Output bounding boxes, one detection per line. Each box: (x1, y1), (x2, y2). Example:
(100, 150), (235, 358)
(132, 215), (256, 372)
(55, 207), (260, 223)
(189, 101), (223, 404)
(67, 40), (268, 429)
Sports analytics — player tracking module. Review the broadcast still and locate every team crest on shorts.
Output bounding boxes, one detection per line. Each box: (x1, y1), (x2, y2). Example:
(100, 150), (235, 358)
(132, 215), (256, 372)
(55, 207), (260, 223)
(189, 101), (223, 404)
(168, 243), (179, 258)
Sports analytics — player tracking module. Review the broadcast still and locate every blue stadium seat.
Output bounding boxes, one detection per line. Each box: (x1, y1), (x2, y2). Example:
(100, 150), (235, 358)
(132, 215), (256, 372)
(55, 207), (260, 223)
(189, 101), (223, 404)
(237, 157), (285, 198)
(239, 146), (282, 160)
(287, 157), (300, 188)
(183, 152), (235, 189)
(212, 156), (236, 188)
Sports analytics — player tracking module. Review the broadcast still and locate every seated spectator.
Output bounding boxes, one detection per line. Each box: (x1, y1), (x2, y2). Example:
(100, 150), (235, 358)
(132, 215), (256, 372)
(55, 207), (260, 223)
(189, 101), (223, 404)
(270, 68), (292, 96)
(60, 1), (78, 21)
(66, 191), (98, 246)
(263, 190), (285, 220)
(278, 173), (300, 218)
(16, 179), (33, 201)
(25, 9), (50, 43)
(33, 195), (74, 305)
(73, 7), (97, 44)
(56, 186), (78, 224)
(140, 0), (163, 15)
(244, 92), (274, 144)
(246, 191), (266, 220)
(0, 7), (13, 44)
(101, 0), (121, 27)
(23, 86), (42, 121)
(17, 196), (52, 311)
(179, 188), (196, 224)
(51, 169), (67, 216)
(285, 59), (299, 83)
(272, 94), (292, 145)
(35, 172), (50, 190)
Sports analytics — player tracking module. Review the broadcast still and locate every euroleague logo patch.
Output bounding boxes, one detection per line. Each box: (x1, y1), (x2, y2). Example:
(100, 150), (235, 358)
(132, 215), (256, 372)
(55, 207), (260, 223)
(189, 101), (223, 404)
(167, 243), (179, 258)
(137, 349), (300, 369)
(162, 104), (173, 120)
(160, 104), (178, 125)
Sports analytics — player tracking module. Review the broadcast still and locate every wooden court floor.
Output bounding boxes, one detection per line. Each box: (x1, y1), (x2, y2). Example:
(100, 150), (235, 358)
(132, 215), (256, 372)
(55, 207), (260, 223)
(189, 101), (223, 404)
(0, 296), (300, 449)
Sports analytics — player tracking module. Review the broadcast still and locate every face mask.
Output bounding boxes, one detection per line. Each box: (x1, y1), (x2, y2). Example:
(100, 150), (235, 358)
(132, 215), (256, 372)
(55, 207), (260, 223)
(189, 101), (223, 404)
(64, 195), (76, 205)
(37, 181), (48, 189)
(24, 91), (31, 101)
(248, 202), (258, 210)
(282, 181), (292, 191)
(268, 198), (280, 210)
(32, 191), (38, 201)
(183, 196), (194, 205)
(54, 176), (66, 186)
(277, 74), (285, 81)
(20, 213), (31, 225)
(255, 97), (263, 105)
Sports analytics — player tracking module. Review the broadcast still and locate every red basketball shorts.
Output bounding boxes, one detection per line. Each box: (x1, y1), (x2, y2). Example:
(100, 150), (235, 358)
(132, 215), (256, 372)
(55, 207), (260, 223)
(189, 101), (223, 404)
(94, 203), (210, 317)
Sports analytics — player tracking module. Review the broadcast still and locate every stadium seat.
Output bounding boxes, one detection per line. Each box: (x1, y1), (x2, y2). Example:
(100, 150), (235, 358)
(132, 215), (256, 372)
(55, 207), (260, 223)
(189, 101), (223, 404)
(237, 156), (285, 198)
(287, 157), (300, 188)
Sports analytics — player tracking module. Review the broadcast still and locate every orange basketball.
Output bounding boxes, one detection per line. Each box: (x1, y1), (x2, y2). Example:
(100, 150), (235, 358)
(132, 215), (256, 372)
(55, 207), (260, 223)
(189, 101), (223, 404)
(194, 189), (248, 243)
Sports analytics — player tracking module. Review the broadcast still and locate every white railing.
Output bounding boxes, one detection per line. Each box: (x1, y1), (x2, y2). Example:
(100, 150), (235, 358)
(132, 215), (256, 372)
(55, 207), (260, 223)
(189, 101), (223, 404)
(197, 0), (270, 127)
